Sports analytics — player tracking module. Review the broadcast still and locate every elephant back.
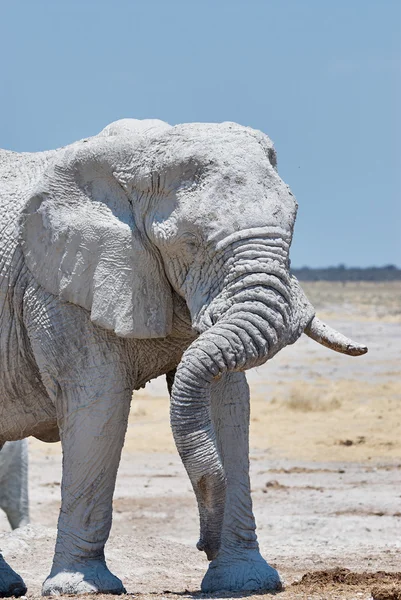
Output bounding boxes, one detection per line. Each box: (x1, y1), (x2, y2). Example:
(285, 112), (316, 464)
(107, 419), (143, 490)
(0, 149), (55, 226)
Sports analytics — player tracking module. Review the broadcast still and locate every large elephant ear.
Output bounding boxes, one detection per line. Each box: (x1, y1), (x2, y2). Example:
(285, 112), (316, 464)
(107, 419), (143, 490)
(19, 135), (173, 339)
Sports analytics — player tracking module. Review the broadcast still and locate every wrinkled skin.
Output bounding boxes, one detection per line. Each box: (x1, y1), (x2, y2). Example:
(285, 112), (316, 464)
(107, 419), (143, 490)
(0, 441), (29, 530)
(0, 119), (367, 596)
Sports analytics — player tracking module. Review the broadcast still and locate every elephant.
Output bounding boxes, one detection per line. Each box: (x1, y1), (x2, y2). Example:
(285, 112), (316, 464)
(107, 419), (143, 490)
(0, 118), (367, 597)
(0, 440), (29, 530)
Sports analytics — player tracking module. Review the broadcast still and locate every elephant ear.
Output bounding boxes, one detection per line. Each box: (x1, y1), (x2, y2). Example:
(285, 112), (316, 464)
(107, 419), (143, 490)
(19, 136), (173, 339)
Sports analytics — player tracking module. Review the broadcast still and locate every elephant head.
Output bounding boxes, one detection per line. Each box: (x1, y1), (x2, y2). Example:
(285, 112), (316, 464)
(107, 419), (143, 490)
(19, 118), (367, 560)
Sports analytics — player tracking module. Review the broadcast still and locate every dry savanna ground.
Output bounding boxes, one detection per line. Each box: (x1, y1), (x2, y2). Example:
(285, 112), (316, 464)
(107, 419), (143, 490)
(1, 282), (400, 600)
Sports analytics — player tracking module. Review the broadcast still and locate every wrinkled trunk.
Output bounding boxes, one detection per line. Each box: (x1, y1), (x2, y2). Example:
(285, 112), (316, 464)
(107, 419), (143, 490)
(170, 277), (293, 560)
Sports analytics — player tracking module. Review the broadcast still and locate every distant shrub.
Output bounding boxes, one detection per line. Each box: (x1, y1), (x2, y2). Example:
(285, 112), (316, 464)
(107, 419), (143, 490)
(291, 265), (401, 282)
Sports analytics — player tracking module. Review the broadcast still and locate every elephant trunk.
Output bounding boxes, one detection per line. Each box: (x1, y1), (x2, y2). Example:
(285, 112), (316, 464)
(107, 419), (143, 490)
(170, 283), (291, 560)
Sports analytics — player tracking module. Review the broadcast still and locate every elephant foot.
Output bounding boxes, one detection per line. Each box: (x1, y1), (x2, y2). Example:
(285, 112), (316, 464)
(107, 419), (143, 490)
(42, 560), (125, 596)
(201, 549), (282, 593)
(0, 554), (27, 598)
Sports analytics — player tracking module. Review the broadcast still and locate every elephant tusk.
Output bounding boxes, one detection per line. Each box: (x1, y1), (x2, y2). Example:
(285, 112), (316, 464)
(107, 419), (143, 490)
(304, 316), (368, 356)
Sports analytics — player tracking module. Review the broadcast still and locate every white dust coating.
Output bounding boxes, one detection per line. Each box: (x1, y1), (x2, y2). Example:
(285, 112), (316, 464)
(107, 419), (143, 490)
(0, 119), (367, 596)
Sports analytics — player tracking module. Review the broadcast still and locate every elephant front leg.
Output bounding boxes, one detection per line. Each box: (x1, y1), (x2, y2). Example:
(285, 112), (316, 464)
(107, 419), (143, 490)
(201, 372), (282, 593)
(42, 380), (131, 596)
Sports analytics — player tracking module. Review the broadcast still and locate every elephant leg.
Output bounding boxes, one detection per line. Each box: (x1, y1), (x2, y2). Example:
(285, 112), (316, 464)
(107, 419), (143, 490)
(0, 444), (28, 598)
(201, 372), (282, 593)
(42, 375), (132, 596)
(0, 553), (27, 598)
(0, 441), (29, 530)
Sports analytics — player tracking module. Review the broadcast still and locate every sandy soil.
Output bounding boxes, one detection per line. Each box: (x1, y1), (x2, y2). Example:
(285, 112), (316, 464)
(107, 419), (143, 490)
(1, 282), (400, 599)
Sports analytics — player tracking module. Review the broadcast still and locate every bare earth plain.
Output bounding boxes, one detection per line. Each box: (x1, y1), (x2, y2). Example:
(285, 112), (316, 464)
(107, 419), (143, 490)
(1, 282), (400, 600)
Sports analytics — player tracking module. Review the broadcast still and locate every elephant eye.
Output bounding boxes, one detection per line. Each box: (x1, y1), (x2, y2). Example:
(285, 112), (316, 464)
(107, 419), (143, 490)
(177, 232), (200, 256)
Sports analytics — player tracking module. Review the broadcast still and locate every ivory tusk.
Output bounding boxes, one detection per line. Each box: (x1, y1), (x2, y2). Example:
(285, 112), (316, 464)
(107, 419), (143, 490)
(304, 316), (368, 356)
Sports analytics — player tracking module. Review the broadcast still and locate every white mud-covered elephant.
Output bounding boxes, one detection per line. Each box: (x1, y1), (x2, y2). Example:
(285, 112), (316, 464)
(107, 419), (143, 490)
(0, 440), (29, 530)
(0, 119), (367, 596)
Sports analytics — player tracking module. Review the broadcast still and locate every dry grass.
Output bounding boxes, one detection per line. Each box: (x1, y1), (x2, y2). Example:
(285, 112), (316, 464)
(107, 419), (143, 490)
(278, 382), (342, 412)
(250, 378), (401, 461)
(301, 281), (401, 322)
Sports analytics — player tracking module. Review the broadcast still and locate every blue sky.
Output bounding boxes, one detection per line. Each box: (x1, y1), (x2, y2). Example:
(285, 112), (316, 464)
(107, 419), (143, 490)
(1, 0), (400, 267)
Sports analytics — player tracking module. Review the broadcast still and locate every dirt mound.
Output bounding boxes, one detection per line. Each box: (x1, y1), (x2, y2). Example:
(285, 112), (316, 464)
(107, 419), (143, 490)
(295, 567), (401, 586)
(293, 568), (401, 599)
(372, 586), (401, 600)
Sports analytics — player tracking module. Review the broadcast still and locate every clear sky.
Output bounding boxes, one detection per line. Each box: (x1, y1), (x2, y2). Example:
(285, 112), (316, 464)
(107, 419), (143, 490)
(1, 0), (400, 267)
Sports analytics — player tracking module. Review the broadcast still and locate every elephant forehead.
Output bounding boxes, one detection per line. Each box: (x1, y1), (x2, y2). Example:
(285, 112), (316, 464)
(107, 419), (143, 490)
(172, 164), (296, 240)
(176, 187), (296, 244)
